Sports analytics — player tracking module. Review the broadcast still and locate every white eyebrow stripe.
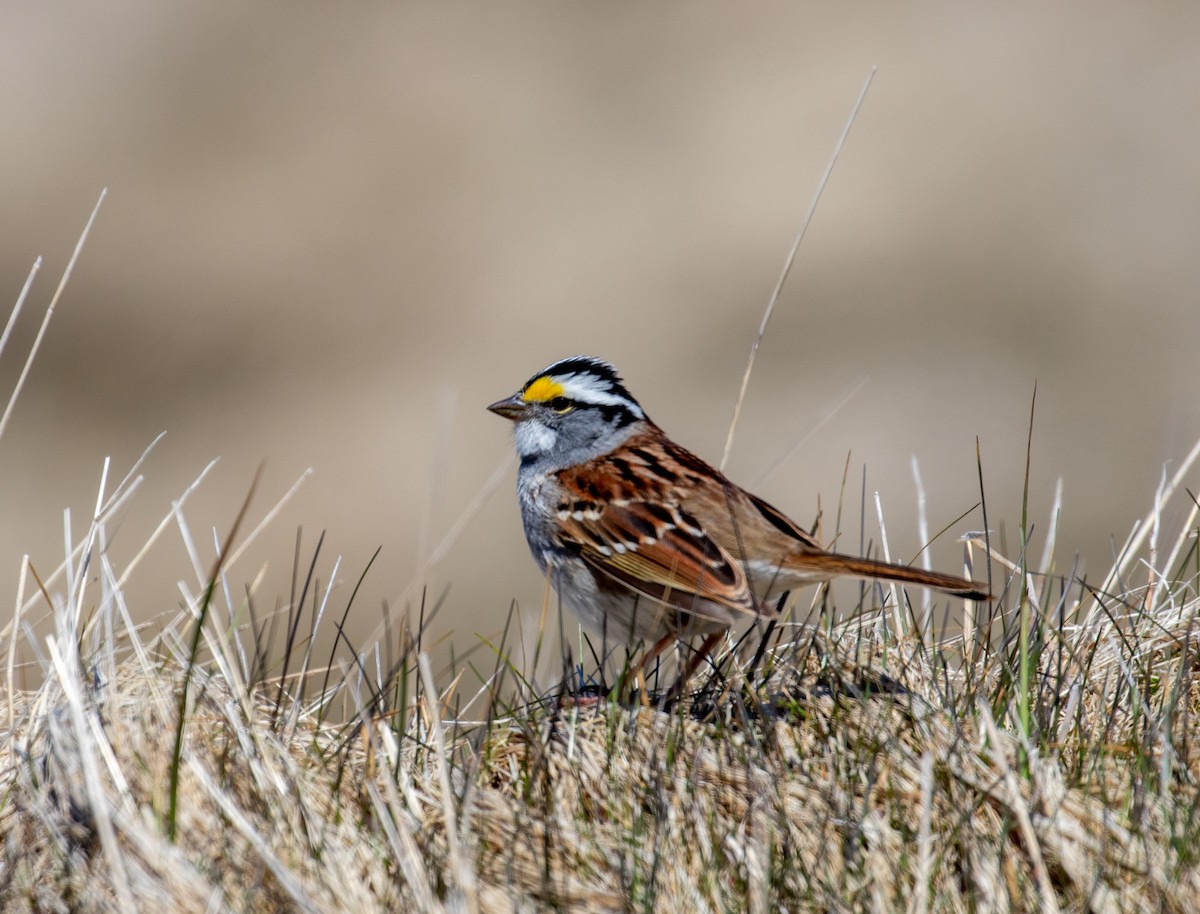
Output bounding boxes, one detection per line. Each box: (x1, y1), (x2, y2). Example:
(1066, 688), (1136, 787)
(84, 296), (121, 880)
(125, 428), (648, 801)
(559, 374), (645, 417)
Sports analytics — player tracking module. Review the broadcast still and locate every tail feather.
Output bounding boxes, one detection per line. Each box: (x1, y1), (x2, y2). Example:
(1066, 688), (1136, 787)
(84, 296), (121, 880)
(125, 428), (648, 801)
(797, 552), (989, 601)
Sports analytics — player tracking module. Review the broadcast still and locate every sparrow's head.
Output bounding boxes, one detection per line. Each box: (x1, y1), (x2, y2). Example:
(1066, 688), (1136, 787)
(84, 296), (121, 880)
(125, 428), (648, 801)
(488, 356), (646, 465)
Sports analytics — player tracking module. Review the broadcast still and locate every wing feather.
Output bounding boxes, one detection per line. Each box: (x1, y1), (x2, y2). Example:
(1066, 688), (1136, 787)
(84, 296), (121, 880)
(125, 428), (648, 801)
(556, 500), (764, 624)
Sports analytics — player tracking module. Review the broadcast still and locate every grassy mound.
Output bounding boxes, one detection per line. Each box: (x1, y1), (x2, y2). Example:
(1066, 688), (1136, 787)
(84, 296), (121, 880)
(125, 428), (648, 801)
(2, 449), (1199, 913)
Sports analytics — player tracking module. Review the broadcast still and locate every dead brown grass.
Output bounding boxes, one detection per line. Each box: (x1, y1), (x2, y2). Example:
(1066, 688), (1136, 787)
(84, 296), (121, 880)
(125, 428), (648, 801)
(2, 456), (1199, 914)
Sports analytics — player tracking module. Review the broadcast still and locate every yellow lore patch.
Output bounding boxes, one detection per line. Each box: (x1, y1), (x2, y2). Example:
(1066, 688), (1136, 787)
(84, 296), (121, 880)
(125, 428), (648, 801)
(522, 376), (564, 403)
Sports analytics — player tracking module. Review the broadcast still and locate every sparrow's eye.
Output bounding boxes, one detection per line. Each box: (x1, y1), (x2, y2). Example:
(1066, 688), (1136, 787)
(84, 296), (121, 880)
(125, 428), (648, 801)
(546, 397), (574, 414)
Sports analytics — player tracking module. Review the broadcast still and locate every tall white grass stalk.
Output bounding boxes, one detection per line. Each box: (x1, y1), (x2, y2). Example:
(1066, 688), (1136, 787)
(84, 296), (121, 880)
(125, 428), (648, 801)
(61, 508), (75, 635)
(115, 457), (219, 592)
(874, 491), (903, 635)
(911, 456), (933, 635)
(1161, 500), (1199, 604)
(1039, 477), (1063, 577)
(0, 257), (40, 367)
(720, 69), (875, 471)
(0, 189), (106, 447)
(962, 537), (976, 665)
(5, 556), (29, 732)
(1090, 431), (1200, 622)
(1144, 465), (1168, 611)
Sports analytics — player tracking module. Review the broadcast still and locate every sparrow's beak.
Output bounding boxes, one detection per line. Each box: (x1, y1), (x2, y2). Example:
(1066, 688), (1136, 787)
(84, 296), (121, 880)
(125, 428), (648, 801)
(487, 393), (528, 421)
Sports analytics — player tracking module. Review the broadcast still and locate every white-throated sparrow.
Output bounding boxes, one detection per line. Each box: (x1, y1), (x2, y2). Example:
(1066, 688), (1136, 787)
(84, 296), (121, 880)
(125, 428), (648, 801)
(489, 356), (987, 675)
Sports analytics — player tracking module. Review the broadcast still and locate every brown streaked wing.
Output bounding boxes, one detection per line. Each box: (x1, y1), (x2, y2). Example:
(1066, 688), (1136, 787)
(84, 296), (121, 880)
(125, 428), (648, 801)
(555, 500), (765, 625)
(743, 490), (823, 552)
(674, 475), (824, 573)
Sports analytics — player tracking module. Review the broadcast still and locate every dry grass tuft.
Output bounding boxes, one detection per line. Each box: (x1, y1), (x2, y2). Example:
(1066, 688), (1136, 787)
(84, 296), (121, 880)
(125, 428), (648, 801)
(2, 441), (1199, 913)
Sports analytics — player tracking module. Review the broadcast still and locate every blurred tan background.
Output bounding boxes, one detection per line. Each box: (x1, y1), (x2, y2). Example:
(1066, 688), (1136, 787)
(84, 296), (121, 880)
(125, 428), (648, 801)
(3, 4), (1199, 663)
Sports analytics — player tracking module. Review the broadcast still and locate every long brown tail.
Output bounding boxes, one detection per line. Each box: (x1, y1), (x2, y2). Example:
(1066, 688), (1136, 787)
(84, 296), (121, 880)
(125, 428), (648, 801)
(807, 552), (989, 601)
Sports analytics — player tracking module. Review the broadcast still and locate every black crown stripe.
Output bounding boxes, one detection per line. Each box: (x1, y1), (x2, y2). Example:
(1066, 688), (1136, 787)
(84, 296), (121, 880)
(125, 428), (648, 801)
(524, 355), (640, 409)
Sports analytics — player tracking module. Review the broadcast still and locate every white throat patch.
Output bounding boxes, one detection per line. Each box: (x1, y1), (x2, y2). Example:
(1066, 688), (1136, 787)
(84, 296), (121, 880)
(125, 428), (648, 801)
(514, 419), (557, 457)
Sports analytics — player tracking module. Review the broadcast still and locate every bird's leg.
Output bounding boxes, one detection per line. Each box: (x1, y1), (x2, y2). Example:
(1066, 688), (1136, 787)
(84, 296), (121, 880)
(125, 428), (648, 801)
(639, 632), (675, 672)
(624, 631), (676, 701)
(666, 631), (725, 701)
